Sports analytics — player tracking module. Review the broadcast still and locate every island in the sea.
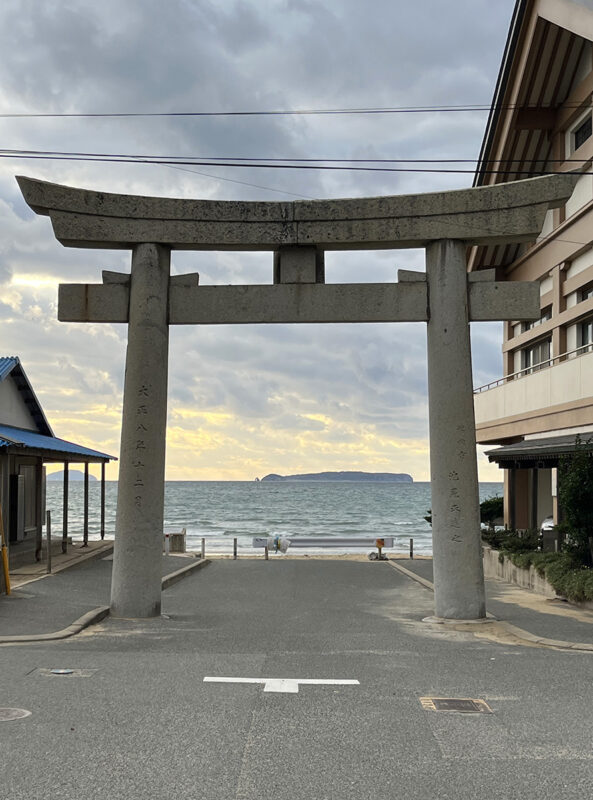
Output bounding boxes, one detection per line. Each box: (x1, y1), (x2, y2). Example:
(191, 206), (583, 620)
(260, 471), (413, 483)
(47, 469), (98, 482)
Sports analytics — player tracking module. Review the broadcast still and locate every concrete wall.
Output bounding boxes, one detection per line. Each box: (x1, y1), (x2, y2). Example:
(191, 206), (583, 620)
(566, 174), (593, 218)
(483, 545), (593, 610)
(475, 349), (593, 424)
(0, 376), (38, 431)
(566, 247), (593, 280)
(482, 545), (557, 597)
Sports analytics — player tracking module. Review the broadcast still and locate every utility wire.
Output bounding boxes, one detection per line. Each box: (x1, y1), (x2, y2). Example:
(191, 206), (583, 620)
(1, 147), (592, 166)
(0, 151), (587, 175)
(0, 102), (590, 118)
(164, 163), (316, 200)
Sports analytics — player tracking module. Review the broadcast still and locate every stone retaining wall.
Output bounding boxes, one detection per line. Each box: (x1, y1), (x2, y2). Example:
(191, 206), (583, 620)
(482, 545), (593, 610)
(482, 545), (557, 598)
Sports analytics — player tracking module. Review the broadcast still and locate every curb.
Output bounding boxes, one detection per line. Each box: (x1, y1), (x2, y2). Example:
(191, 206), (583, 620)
(161, 556), (210, 589)
(0, 605), (110, 644)
(0, 557), (211, 645)
(386, 559), (593, 653)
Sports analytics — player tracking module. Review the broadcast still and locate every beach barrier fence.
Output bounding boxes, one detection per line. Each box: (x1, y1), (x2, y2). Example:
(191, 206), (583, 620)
(191, 535), (415, 560)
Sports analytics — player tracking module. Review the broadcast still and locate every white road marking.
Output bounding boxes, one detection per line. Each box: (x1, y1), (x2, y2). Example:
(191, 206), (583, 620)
(203, 677), (360, 694)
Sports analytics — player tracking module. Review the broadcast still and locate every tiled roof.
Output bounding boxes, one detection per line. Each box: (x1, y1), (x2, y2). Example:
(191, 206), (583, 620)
(486, 434), (593, 465)
(0, 356), (19, 382)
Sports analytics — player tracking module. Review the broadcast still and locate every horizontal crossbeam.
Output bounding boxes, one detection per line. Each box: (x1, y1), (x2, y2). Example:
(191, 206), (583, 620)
(58, 280), (540, 324)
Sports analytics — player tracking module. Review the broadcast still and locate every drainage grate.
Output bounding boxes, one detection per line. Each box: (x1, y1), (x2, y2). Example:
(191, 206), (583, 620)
(420, 697), (493, 713)
(0, 708), (32, 722)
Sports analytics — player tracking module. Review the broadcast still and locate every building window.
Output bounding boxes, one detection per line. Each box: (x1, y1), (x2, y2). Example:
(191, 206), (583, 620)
(567, 109), (593, 155)
(522, 306), (552, 333)
(579, 317), (593, 352)
(521, 337), (551, 374)
(574, 115), (592, 151)
(580, 282), (593, 302)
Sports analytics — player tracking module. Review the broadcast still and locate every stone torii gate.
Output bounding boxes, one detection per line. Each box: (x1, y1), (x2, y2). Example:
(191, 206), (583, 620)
(17, 173), (578, 621)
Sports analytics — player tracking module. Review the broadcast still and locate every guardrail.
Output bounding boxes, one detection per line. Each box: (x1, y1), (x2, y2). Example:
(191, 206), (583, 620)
(473, 343), (593, 393)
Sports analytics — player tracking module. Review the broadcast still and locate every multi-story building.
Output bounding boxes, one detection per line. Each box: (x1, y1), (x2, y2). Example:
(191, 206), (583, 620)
(470, 0), (593, 530)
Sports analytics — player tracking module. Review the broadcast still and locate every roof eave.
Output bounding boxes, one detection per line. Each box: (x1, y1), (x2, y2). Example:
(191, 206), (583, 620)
(474, 0), (530, 187)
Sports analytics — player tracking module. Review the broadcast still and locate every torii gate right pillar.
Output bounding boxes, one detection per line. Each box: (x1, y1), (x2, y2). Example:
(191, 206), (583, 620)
(426, 240), (485, 620)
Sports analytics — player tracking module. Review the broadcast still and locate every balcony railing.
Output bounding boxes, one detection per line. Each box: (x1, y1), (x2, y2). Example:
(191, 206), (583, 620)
(474, 343), (593, 393)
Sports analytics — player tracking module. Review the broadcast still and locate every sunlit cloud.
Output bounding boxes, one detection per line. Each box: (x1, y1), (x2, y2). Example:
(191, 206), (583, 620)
(0, 0), (513, 484)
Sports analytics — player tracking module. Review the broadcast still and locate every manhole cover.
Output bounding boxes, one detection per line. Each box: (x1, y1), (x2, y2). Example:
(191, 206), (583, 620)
(0, 708), (32, 722)
(420, 697), (492, 713)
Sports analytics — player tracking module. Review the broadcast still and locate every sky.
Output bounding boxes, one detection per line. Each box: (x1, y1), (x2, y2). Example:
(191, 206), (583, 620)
(0, 0), (517, 481)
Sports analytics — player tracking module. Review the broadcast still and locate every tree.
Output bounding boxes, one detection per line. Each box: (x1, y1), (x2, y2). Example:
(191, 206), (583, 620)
(423, 496), (503, 529)
(558, 436), (593, 565)
(480, 496), (504, 530)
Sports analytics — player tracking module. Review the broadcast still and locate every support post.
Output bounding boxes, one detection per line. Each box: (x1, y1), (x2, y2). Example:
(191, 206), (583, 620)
(426, 239), (486, 620)
(100, 462), (105, 540)
(46, 510), (52, 574)
(35, 461), (43, 561)
(509, 468), (517, 530)
(62, 462), (68, 553)
(530, 468), (539, 530)
(110, 243), (171, 618)
(83, 463), (89, 547)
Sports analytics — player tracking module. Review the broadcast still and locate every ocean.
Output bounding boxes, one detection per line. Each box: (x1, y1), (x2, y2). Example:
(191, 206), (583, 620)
(44, 480), (503, 556)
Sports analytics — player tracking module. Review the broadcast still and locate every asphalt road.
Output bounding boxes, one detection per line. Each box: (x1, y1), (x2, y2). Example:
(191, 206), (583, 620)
(2, 560), (592, 799)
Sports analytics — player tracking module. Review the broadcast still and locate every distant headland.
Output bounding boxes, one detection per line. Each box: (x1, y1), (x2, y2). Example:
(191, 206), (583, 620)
(47, 469), (98, 482)
(259, 471), (413, 483)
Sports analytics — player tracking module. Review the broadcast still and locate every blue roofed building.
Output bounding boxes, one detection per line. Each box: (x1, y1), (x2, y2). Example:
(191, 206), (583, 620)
(0, 357), (115, 586)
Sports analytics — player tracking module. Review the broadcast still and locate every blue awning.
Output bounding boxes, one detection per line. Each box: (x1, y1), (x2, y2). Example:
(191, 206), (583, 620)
(0, 423), (115, 461)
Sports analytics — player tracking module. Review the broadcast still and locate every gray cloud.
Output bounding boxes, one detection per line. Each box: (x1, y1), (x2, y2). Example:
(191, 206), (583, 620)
(0, 0), (516, 477)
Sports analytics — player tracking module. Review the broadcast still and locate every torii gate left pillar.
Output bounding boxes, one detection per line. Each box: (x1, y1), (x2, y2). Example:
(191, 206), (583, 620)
(17, 172), (579, 620)
(112, 243), (170, 617)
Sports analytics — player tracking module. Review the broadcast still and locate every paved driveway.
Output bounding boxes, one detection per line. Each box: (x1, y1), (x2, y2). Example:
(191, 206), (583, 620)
(2, 560), (592, 799)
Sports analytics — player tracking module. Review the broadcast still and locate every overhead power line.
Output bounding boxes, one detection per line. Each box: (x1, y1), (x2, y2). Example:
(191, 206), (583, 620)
(0, 148), (589, 175)
(2, 148), (591, 165)
(0, 102), (590, 119)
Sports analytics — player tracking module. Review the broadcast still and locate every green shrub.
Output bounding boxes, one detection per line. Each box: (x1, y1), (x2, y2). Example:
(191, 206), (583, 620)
(482, 528), (540, 554)
(558, 436), (593, 565)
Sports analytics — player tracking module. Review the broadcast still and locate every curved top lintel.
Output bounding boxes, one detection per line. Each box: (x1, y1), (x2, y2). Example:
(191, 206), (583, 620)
(16, 172), (581, 251)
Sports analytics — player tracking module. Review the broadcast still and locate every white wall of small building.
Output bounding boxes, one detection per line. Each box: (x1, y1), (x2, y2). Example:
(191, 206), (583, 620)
(0, 376), (39, 431)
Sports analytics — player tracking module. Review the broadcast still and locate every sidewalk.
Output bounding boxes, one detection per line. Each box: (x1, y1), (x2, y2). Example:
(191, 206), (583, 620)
(390, 556), (593, 650)
(0, 547), (208, 642)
